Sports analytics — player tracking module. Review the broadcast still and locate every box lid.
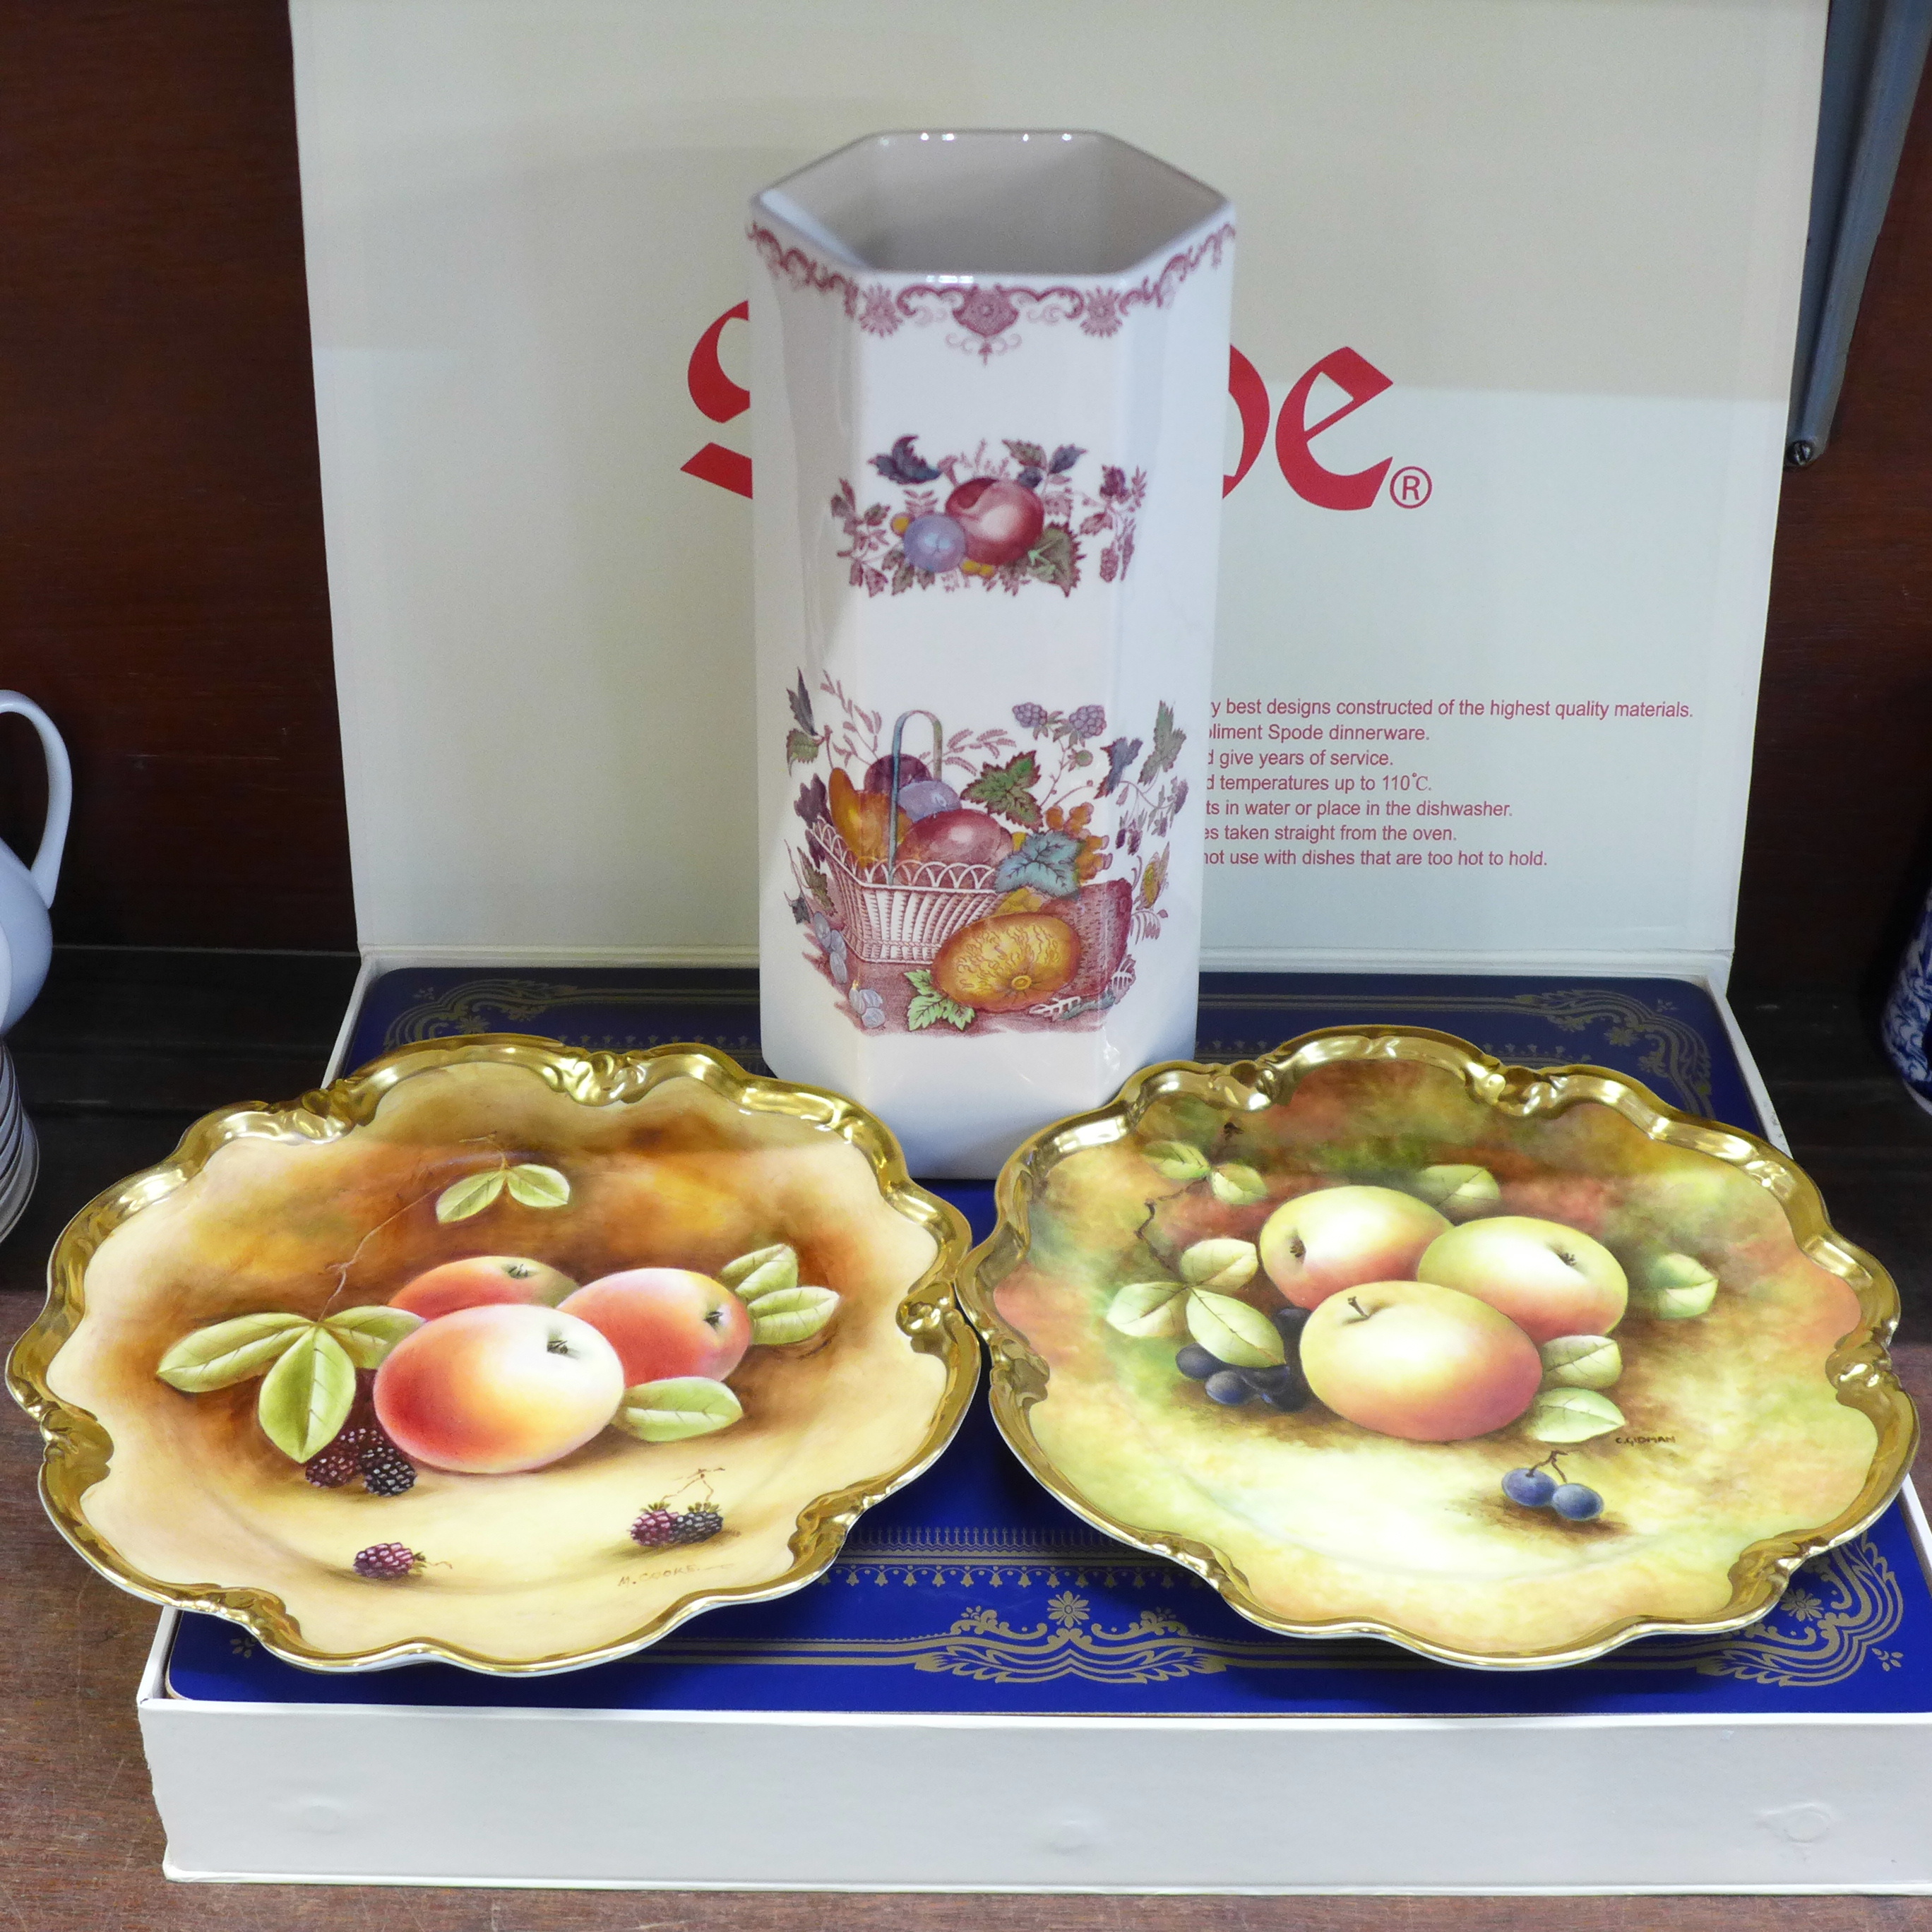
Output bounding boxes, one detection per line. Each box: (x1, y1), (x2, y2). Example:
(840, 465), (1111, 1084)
(290, 0), (1826, 981)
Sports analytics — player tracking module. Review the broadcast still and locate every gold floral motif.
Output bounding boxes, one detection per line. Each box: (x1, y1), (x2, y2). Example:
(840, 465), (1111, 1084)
(1195, 986), (1716, 1115)
(385, 980), (766, 1070)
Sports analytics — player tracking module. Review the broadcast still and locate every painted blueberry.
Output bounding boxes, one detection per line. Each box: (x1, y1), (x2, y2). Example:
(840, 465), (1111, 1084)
(1243, 1364), (1311, 1412)
(1272, 1306), (1311, 1345)
(1503, 1467), (1558, 1508)
(1203, 1369), (1255, 1407)
(1551, 1483), (1604, 1522)
(1174, 1344), (1223, 1381)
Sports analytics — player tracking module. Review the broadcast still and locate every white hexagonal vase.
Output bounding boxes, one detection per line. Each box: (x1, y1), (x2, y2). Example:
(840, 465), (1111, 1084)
(751, 130), (1234, 1176)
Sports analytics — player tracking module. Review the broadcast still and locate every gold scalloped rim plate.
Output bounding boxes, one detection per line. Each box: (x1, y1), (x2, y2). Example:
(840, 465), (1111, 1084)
(8, 1035), (978, 1675)
(958, 1026), (1917, 1671)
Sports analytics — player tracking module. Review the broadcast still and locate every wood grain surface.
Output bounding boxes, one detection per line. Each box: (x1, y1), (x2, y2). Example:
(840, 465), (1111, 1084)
(1, 6), (1929, 989)
(5, 950), (1932, 1921)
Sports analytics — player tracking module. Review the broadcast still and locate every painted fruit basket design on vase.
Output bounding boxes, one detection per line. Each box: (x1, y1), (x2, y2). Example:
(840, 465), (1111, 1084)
(786, 679), (1188, 1036)
(960, 1028), (1916, 1669)
(7, 1037), (976, 1674)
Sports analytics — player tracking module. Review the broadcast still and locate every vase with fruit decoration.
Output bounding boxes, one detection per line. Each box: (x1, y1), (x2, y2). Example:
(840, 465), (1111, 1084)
(751, 129), (1234, 1174)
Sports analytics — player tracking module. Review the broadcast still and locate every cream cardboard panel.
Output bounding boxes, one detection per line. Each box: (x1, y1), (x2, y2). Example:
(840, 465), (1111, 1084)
(290, 0), (1825, 977)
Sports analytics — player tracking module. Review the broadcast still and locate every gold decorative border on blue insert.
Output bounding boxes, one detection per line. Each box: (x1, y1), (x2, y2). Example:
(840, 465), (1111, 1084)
(383, 977), (768, 1071)
(378, 980), (1712, 1115)
(640, 1534), (1902, 1691)
(1196, 986), (1715, 1116)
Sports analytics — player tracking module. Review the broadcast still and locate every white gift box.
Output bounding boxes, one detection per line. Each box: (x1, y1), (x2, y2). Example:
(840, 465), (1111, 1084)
(126, 0), (1932, 1895)
(132, 1481), (1932, 1895)
(132, 956), (1932, 1893)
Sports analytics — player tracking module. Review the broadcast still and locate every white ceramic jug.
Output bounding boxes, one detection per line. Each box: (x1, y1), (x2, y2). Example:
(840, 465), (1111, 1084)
(0, 692), (71, 1033)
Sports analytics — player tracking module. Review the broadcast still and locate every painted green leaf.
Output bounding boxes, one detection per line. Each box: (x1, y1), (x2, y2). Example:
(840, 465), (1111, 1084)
(1179, 1237), (1259, 1292)
(720, 1244), (796, 1292)
(1630, 1252), (1719, 1319)
(323, 1305), (424, 1371)
(256, 1325), (358, 1462)
(1105, 1281), (1188, 1339)
(731, 1260), (799, 1305)
(1209, 1163), (1268, 1207)
(1143, 1140), (1210, 1184)
(1025, 523), (1079, 595)
(1184, 1289), (1285, 1368)
(786, 728), (822, 769)
(905, 967), (975, 1032)
(436, 1169), (506, 1223)
(1413, 1163), (1501, 1218)
(960, 751), (1042, 829)
(1522, 1387), (1624, 1444)
(505, 1163), (571, 1209)
(1539, 1335), (1622, 1390)
(612, 1376), (744, 1443)
(156, 1313), (314, 1393)
(1136, 702), (1186, 785)
(749, 1284), (840, 1347)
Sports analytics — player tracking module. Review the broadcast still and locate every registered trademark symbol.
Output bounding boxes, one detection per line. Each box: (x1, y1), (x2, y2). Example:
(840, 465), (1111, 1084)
(1388, 465), (1432, 508)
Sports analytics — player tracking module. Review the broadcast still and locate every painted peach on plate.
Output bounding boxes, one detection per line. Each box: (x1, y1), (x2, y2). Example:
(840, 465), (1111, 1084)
(390, 1254), (577, 1320)
(374, 1304), (624, 1474)
(559, 1269), (753, 1386)
(14, 1040), (975, 1673)
(962, 1030), (1914, 1668)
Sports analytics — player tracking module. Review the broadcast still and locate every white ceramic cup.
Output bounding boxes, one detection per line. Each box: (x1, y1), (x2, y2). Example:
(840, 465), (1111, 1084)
(0, 692), (69, 1245)
(0, 691), (71, 1034)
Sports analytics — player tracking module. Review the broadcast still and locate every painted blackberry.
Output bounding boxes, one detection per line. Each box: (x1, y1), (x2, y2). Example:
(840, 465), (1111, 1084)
(672, 1505), (724, 1546)
(353, 1543), (422, 1580)
(1011, 702), (1048, 731)
(631, 1506), (679, 1550)
(1067, 704), (1106, 740)
(303, 1442), (360, 1489)
(359, 1445), (417, 1497)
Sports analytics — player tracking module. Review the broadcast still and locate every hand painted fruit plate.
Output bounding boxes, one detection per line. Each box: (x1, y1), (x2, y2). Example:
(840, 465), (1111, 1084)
(8, 1037), (975, 1673)
(960, 1027), (1916, 1669)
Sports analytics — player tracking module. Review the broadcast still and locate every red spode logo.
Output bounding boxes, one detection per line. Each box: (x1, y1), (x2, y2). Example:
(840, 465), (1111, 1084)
(682, 308), (1417, 511)
(680, 300), (752, 497)
(1273, 346), (1393, 511)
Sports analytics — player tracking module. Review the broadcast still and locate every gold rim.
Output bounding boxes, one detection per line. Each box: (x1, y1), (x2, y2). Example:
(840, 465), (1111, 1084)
(6, 1034), (979, 1676)
(958, 1025), (1918, 1671)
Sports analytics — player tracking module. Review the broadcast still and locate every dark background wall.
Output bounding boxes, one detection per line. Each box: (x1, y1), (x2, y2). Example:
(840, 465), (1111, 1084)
(1736, 62), (1932, 996)
(1, 3), (1926, 986)
(0, 2), (350, 948)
